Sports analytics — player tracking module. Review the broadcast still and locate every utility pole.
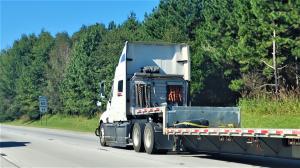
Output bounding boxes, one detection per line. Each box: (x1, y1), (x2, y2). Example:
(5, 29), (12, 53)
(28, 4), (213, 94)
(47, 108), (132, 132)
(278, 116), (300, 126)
(273, 30), (279, 94)
(296, 56), (299, 88)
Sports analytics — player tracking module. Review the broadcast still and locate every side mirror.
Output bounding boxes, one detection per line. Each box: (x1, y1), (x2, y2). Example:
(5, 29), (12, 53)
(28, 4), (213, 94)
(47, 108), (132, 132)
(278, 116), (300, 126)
(99, 81), (106, 99)
(96, 101), (102, 107)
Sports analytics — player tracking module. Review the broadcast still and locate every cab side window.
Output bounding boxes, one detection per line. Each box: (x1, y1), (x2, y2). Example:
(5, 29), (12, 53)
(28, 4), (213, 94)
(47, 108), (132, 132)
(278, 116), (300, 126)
(118, 80), (123, 92)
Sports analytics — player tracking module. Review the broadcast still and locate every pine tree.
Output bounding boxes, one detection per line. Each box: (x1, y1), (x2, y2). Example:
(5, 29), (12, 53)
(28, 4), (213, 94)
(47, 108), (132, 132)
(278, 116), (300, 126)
(46, 32), (71, 114)
(61, 24), (106, 115)
(15, 31), (54, 118)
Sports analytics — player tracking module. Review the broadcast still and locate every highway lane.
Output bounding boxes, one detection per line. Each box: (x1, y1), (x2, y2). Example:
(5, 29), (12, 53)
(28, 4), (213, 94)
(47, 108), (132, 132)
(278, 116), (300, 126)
(1, 125), (300, 168)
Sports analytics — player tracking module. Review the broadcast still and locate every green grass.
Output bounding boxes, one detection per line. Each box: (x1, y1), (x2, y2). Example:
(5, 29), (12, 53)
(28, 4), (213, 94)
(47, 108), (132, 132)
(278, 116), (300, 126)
(4, 114), (99, 132)
(239, 97), (300, 128)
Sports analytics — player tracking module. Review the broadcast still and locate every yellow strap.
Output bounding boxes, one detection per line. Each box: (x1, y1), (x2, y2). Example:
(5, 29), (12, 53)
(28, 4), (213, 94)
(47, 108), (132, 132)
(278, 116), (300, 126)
(174, 121), (209, 128)
(218, 124), (235, 128)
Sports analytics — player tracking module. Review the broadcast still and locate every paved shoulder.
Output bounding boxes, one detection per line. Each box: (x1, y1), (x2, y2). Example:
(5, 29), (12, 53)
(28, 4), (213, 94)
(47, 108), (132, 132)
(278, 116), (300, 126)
(1, 156), (18, 168)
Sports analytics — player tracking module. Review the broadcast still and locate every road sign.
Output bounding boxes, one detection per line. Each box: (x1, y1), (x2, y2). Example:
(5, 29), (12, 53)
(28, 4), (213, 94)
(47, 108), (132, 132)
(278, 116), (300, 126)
(39, 96), (48, 113)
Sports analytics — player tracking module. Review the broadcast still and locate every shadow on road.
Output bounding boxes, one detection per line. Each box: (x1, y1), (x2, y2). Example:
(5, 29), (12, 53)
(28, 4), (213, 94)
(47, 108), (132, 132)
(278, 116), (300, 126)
(112, 146), (133, 150)
(100, 145), (300, 167)
(187, 153), (300, 168)
(0, 141), (30, 148)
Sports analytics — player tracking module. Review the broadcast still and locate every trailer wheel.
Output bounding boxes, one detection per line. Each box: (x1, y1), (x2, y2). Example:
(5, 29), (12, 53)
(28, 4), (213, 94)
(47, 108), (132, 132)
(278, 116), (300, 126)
(144, 123), (158, 154)
(132, 123), (144, 152)
(99, 123), (107, 146)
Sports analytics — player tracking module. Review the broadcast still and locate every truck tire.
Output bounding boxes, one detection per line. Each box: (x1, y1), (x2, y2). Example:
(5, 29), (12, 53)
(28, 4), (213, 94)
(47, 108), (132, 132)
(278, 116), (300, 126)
(144, 123), (158, 154)
(99, 124), (107, 146)
(132, 123), (144, 152)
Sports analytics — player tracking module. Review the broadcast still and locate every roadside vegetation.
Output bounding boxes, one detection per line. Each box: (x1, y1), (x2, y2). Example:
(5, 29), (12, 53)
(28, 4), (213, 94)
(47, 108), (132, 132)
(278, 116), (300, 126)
(4, 114), (99, 132)
(1, 0), (299, 129)
(240, 90), (300, 128)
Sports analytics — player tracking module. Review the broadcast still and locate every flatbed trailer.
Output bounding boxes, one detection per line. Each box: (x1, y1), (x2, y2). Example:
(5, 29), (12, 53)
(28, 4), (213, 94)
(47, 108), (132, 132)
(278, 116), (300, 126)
(130, 106), (300, 159)
(166, 127), (300, 139)
(166, 127), (300, 159)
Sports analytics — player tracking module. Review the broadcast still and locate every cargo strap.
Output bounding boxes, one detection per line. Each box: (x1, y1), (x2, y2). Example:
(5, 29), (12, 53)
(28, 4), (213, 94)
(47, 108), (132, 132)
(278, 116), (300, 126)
(218, 124), (235, 128)
(174, 121), (209, 128)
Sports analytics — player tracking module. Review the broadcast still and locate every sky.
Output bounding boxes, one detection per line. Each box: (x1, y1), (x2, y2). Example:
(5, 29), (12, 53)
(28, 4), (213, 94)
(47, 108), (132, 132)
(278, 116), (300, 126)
(0, 0), (159, 50)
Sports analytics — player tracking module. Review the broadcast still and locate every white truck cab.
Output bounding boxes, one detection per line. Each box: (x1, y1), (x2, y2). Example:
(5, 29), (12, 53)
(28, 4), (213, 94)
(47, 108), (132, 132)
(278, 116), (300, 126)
(100, 41), (190, 123)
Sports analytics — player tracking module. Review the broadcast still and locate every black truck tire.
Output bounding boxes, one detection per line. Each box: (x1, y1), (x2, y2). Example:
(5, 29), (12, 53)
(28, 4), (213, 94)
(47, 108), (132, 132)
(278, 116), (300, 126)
(99, 123), (107, 146)
(132, 122), (144, 152)
(144, 123), (158, 154)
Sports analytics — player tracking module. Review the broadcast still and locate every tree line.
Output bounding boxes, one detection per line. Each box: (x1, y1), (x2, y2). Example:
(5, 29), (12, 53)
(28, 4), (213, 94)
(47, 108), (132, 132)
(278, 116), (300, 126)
(0, 0), (299, 121)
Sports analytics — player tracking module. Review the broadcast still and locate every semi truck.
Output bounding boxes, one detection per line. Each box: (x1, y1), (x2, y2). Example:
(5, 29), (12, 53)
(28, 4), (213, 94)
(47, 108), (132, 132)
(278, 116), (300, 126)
(95, 41), (300, 159)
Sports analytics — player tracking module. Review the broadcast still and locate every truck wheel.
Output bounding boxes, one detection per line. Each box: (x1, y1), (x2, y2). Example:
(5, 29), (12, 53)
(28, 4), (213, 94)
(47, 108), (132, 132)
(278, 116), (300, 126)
(132, 123), (144, 152)
(144, 123), (157, 154)
(99, 124), (107, 146)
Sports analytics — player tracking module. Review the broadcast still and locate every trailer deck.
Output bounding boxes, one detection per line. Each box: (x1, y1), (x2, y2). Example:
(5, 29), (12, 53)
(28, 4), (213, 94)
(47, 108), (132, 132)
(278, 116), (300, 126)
(166, 128), (300, 139)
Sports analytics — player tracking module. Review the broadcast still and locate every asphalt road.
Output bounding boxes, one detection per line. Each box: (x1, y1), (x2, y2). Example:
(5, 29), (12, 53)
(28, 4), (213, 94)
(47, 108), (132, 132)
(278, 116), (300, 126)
(1, 125), (300, 168)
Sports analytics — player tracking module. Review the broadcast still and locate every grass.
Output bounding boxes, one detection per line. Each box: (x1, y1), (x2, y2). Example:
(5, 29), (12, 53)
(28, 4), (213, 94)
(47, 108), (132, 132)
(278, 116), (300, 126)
(4, 114), (100, 132)
(239, 96), (300, 128)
